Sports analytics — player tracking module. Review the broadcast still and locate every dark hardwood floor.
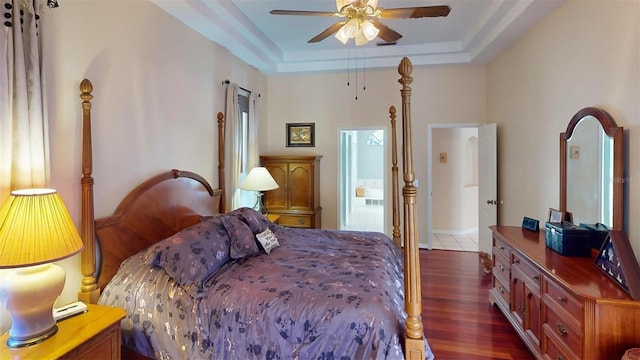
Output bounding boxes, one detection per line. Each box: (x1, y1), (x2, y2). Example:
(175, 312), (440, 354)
(420, 249), (534, 360)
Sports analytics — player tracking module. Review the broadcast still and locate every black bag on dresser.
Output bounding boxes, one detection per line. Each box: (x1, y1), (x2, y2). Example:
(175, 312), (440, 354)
(579, 223), (609, 250)
(544, 221), (591, 257)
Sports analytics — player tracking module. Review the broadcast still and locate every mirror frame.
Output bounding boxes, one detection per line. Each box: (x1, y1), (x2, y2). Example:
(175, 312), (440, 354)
(560, 107), (624, 231)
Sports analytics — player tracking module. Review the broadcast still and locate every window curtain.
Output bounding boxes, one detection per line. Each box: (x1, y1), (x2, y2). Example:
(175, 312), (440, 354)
(0, 0), (58, 335)
(247, 92), (259, 171)
(224, 83), (260, 211)
(224, 82), (242, 210)
(0, 0), (58, 204)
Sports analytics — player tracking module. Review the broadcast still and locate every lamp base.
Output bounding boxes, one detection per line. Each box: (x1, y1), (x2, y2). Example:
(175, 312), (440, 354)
(7, 325), (58, 348)
(0, 263), (65, 348)
(253, 192), (268, 215)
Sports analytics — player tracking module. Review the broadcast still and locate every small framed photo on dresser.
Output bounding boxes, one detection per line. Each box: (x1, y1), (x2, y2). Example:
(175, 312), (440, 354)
(548, 208), (564, 223)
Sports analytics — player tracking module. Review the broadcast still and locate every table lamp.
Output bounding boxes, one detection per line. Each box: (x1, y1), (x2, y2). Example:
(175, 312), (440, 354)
(240, 167), (279, 214)
(0, 189), (84, 348)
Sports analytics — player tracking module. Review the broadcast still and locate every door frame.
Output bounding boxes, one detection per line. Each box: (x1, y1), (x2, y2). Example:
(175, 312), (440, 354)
(337, 126), (389, 234)
(426, 123), (481, 249)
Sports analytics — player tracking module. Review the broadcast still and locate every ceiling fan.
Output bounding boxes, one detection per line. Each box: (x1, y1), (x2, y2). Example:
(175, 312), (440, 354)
(270, 0), (451, 46)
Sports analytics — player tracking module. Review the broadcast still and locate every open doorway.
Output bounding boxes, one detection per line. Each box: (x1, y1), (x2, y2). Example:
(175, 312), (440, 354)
(339, 128), (385, 233)
(428, 126), (479, 251)
(426, 123), (497, 254)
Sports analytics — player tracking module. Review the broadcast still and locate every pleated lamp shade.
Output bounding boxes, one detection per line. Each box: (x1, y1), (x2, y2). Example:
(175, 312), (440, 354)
(0, 188), (84, 268)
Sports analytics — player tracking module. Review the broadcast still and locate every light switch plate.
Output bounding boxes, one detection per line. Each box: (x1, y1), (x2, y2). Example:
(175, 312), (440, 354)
(570, 145), (580, 159)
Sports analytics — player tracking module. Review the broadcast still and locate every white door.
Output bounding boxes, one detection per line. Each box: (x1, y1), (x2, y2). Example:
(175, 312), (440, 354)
(478, 123), (497, 255)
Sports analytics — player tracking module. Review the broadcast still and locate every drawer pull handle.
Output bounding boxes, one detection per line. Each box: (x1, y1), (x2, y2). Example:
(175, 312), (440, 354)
(499, 246), (505, 251)
(557, 296), (567, 303)
(499, 285), (505, 294)
(514, 259), (520, 264)
(298, 218), (305, 224)
(499, 264), (505, 271)
(557, 357), (565, 360)
(532, 275), (539, 281)
(556, 322), (568, 336)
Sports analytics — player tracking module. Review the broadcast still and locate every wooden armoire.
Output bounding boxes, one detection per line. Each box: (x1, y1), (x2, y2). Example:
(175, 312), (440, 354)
(260, 155), (321, 229)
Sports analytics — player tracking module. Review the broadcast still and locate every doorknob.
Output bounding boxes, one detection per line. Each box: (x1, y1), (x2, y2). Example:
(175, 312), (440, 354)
(486, 200), (497, 205)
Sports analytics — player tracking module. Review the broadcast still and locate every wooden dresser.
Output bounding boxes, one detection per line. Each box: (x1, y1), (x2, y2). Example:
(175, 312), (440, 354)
(260, 155), (321, 228)
(489, 226), (640, 360)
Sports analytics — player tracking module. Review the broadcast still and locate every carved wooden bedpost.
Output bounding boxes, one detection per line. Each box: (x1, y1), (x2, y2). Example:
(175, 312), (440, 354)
(217, 112), (226, 213)
(398, 57), (424, 360)
(78, 79), (100, 304)
(389, 106), (401, 249)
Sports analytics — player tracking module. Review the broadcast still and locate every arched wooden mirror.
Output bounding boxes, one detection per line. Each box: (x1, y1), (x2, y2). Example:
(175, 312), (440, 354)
(560, 107), (624, 231)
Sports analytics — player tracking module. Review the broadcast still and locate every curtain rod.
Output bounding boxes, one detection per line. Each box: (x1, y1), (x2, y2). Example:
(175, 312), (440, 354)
(222, 80), (260, 98)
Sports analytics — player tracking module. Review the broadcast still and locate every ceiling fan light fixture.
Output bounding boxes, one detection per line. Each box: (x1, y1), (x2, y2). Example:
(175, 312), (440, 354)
(361, 19), (379, 41)
(335, 26), (350, 44)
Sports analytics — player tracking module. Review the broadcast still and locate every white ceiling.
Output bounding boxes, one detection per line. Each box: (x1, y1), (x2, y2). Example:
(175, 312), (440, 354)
(151, 0), (564, 74)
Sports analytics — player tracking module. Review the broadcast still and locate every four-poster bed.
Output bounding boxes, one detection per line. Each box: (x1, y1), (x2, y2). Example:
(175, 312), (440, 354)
(76, 57), (427, 359)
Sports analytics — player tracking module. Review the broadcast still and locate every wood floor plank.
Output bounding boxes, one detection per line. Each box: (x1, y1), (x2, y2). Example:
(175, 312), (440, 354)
(420, 249), (534, 360)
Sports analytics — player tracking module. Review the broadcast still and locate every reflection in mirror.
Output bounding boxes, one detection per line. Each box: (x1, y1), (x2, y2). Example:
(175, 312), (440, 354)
(560, 107), (623, 231)
(566, 116), (614, 227)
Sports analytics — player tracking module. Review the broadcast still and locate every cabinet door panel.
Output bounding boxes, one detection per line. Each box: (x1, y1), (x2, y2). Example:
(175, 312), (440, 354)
(289, 163), (313, 210)
(264, 164), (288, 210)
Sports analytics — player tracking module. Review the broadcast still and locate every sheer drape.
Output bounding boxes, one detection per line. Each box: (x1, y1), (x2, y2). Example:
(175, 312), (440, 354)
(0, 0), (56, 204)
(0, 0), (58, 335)
(247, 91), (259, 177)
(224, 83), (260, 210)
(224, 83), (242, 210)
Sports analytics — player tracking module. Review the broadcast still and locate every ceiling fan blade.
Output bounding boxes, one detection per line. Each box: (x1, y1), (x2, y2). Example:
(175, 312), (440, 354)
(308, 21), (347, 43)
(372, 20), (403, 43)
(270, 10), (337, 17)
(379, 5), (451, 19)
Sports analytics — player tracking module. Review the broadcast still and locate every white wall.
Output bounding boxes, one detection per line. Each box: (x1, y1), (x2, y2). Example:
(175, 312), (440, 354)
(488, 0), (640, 254)
(264, 66), (487, 235)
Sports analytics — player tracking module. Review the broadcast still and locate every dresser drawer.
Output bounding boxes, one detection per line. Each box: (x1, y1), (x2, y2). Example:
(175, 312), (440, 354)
(493, 251), (510, 286)
(543, 278), (583, 325)
(494, 273), (510, 306)
(493, 236), (511, 260)
(543, 305), (583, 358)
(512, 253), (541, 290)
(278, 214), (313, 228)
(543, 333), (579, 360)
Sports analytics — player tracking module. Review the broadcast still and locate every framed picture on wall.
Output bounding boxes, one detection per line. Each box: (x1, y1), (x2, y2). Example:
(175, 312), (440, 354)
(286, 123), (315, 147)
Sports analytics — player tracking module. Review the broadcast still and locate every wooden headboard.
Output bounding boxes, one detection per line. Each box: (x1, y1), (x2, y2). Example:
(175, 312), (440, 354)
(94, 170), (222, 291)
(77, 79), (225, 303)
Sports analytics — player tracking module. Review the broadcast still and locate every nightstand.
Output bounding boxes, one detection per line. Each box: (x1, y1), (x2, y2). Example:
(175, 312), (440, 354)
(267, 213), (280, 224)
(0, 304), (125, 360)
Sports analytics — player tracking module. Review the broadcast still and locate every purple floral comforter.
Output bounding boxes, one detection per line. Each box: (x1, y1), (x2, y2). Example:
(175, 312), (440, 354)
(98, 220), (433, 359)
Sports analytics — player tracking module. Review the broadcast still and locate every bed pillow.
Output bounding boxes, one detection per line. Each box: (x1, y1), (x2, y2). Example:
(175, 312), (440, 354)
(256, 228), (280, 254)
(225, 207), (272, 234)
(220, 213), (261, 259)
(145, 216), (231, 297)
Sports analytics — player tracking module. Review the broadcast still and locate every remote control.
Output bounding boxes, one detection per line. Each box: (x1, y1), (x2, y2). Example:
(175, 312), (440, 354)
(53, 301), (88, 321)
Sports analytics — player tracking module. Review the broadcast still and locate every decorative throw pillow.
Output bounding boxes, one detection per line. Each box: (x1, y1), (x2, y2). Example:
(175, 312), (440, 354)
(238, 207), (272, 234)
(220, 213), (261, 259)
(145, 216), (231, 298)
(256, 228), (280, 254)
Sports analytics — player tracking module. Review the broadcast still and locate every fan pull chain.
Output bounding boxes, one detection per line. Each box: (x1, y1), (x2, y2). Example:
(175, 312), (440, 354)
(347, 48), (351, 87)
(363, 55), (366, 92)
(355, 52), (359, 100)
